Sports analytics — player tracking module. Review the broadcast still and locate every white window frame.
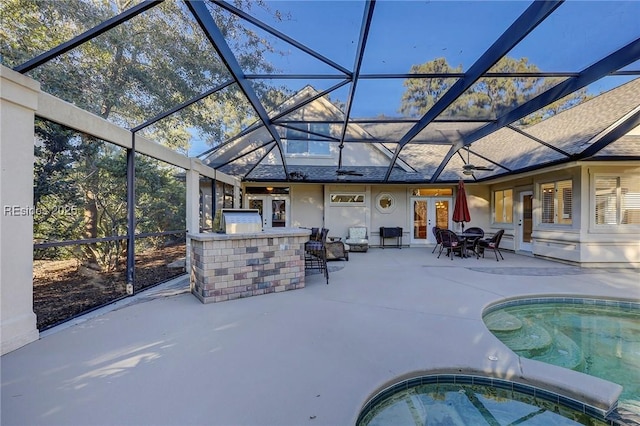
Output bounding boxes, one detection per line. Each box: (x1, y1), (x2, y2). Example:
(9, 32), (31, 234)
(375, 192), (396, 214)
(593, 174), (640, 228)
(493, 188), (513, 224)
(540, 179), (572, 225)
(329, 193), (365, 206)
(283, 123), (331, 157)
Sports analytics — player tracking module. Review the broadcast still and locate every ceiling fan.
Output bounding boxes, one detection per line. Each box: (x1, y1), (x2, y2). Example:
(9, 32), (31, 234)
(335, 145), (363, 176)
(336, 168), (363, 177)
(462, 146), (494, 175)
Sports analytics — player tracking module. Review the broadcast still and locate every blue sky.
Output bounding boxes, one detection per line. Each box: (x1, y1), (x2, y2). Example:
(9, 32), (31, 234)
(190, 1), (640, 154)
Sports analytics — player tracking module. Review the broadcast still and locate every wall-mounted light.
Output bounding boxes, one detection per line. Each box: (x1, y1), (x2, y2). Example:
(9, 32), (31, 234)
(266, 187), (273, 192)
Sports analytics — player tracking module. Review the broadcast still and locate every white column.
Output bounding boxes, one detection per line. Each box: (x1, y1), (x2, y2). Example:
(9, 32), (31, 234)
(185, 161), (201, 272)
(1, 66), (40, 354)
(234, 182), (241, 208)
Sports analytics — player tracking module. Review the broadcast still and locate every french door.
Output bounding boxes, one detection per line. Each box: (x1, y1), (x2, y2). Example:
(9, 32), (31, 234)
(517, 191), (533, 252)
(247, 196), (289, 228)
(410, 197), (450, 244)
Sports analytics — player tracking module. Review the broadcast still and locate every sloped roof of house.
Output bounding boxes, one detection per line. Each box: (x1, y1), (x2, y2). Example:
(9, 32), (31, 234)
(7, 1), (640, 183)
(207, 76), (640, 183)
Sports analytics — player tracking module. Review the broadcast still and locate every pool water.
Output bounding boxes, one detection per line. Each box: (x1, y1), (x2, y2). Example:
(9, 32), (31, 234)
(357, 377), (609, 425)
(483, 299), (640, 414)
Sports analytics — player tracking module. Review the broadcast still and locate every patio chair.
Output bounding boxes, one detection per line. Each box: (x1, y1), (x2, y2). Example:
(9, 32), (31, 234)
(325, 237), (349, 261)
(437, 229), (463, 260)
(463, 227), (484, 258)
(431, 226), (443, 254)
(345, 227), (369, 252)
(477, 229), (505, 261)
(305, 228), (329, 283)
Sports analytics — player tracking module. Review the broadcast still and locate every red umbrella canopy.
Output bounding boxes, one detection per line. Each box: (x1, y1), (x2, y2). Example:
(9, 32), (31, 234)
(453, 179), (471, 230)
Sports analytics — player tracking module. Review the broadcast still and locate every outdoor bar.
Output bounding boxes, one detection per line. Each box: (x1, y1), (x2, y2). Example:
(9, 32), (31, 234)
(189, 228), (310, 304)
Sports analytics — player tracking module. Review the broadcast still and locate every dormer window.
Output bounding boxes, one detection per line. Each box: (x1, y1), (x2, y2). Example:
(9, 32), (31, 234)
(284, 123), (331, 156)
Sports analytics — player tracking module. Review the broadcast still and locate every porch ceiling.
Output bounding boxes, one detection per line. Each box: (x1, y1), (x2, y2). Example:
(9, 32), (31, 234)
(5, 0), (640, 183)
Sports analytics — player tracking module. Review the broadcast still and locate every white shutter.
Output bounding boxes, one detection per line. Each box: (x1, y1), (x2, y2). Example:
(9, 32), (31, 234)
(541, 183), (554, 223)
(621, 177), (640, 225)
(595, 177), (618, 225)
(558, 180), (572, 223)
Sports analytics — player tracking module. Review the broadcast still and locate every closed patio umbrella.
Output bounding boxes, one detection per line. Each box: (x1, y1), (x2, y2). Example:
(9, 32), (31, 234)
(453, 179), (471, 232)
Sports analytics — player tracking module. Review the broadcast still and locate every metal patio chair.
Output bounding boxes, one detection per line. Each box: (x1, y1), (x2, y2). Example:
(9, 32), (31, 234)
(437, 229), (464, 260)
(305, 227), (329, 284)
(477, 229), (505, 261)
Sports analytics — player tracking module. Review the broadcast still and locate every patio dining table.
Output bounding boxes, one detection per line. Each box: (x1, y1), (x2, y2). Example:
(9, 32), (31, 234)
(457, 232), (483, 258)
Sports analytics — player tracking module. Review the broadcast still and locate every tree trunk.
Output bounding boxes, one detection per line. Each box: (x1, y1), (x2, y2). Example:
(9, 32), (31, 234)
(83, 140), (100, 269)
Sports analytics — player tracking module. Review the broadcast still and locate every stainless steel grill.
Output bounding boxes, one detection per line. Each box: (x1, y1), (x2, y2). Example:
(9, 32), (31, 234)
(220, 209), (262, 234)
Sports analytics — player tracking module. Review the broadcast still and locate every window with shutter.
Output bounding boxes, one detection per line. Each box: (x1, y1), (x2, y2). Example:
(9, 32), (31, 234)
(540, 180), (572, 225)
(595, 177), (617, 225)
(595, 176), (640, 226)
(557, 180), (572, 224)
(621, 177), (640, 225)
(541, 183), (555, 223)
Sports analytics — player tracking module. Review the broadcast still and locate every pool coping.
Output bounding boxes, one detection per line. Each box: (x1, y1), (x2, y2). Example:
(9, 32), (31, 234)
(480, 294), (640, 418)
(483, 295), (640, 315)
(356, 371), (614, 425)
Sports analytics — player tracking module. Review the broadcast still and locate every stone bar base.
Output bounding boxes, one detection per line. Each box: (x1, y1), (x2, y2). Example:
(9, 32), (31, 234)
(189, 228), (311, 304)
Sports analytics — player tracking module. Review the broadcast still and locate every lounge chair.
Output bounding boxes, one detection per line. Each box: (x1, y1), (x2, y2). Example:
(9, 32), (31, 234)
(345, 227), (369, 252)
(325, 237), (349, 261)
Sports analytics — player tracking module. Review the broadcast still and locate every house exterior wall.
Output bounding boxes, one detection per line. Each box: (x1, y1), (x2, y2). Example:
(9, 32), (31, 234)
(271, 160), (640, 267)
(579, 163), (640, 266)
(485, 164), (640, 266)
(530, 167), (582, 263)
(371, 186), (409, 246)
(290, 184), (324, 229)
(324, 185), (371, 240)
(465, 185), (492, 233)
(282, 183), (493, 247)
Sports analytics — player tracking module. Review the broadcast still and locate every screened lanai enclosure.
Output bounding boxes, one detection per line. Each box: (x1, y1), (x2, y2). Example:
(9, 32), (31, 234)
(1, 0), (640, 328)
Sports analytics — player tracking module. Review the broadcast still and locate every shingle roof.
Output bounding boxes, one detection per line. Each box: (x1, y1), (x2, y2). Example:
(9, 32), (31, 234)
(592, 135), (640, 158)
(208, 77), (640, 183)
(516, 77), (640, 155)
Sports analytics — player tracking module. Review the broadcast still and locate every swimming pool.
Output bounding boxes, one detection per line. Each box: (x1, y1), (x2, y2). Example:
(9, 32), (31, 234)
(483, 298), (640, 415)
(357, 374), (610, 425)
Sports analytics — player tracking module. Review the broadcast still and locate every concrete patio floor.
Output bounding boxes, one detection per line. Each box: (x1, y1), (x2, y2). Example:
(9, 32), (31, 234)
(2, 248), (639, 425)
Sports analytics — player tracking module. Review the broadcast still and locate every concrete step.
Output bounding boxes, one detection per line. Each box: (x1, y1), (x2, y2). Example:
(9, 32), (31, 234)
(486, 314), (584, 371)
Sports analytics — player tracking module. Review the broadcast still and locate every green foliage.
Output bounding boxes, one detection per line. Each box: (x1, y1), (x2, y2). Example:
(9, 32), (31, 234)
(33, 118), (186, 271)
(2, 0), (286, 150)
(135, 154), (186, 247)
(400, 57), (590, 125)
(400, 58), (461, 117)
(8, 1), (286, 271)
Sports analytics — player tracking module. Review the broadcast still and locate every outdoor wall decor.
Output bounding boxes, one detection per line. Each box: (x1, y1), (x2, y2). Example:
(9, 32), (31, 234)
(375, 193), (396, 214)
